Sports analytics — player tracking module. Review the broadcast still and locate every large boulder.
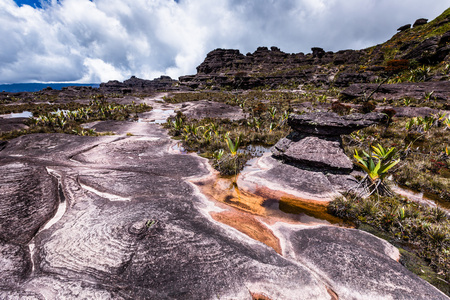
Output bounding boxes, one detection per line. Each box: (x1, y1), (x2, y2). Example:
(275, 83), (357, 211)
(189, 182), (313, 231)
(413, 18), (428, 27)
(287, 112), (386, 136)
(273, 135), (353, 172)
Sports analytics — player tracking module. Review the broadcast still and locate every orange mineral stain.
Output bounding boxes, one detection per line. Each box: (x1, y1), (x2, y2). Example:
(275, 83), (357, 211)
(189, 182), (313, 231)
(210, 211), (282, 255)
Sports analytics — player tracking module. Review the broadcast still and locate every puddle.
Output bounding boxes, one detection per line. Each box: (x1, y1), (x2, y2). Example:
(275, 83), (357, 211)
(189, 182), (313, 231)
(195, 175), (347, 227)
(238, 144), (272, 157)
(171, 142), (187, 154)
(1, 111), (33, 118)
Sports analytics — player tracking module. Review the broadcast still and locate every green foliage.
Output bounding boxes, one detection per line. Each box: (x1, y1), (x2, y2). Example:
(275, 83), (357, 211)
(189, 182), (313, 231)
(1, 100), (152, 140)
(224, 132), (242, 156)
(353, 144), (399, 196)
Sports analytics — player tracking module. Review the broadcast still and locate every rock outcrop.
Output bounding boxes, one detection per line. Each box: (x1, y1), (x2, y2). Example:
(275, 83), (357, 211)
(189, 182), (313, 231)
(100, 75), (183, 94)
(342, 81), (450, 102)
(272, 112), (385, 173)
(1, 117), (447, 299)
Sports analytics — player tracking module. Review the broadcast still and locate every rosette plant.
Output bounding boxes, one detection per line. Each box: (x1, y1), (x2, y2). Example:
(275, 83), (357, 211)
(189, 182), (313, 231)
(353, 144), (400, 196)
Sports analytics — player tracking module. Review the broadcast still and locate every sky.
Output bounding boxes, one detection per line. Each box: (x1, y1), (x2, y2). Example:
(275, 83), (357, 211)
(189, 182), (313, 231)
(1, 0), (449, 84)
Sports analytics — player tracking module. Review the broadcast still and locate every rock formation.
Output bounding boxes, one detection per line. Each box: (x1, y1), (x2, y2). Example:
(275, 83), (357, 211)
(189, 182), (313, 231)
(272, 112), (386, 173)
(1, 114), (447, 299)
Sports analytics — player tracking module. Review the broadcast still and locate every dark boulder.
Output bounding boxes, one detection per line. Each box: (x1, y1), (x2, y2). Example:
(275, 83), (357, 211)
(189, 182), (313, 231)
(397, 24), (411, 31)
(276, 136), (353, 172)
(287, 112), (386, 136)
(413, 18), (428, 27)
(312, 47), (326, 59)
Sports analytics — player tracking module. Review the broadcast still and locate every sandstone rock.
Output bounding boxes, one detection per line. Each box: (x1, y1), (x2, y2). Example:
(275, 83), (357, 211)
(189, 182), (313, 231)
(244, 154), (354, 200)
(283, 226), (448, 300)
(0, 119), (447, 299)
(100, 75), (181, 93)
(280, 136), (353, 172)
(397, 24), (411, 31)
(311, 47), (326, 59)
(0, 241), (31, 287)
(0, 162), (58, 244)
(0, 117), (29, 133)
(413, 18), (428, 27)
(288, 112), (386, 136)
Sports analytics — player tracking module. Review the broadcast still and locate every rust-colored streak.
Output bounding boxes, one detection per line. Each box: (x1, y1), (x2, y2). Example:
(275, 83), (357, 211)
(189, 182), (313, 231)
(250, 292), (273, 300)
(326, 286), (339, 300)
(211, 211), (282, 255)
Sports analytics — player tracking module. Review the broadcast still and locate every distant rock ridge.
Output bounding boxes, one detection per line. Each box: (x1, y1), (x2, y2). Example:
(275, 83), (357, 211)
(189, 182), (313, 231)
(100, 75), (182, 93)
(179, 9), (450, 90)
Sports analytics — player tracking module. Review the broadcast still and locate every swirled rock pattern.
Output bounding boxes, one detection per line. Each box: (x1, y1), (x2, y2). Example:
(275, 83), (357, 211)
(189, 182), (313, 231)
(0, 120), (448, 299)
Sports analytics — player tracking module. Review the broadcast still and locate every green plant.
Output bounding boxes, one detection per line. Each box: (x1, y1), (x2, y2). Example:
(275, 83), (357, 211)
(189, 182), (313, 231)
(353, 144), (400, 196)
(225, 132), (242, 156)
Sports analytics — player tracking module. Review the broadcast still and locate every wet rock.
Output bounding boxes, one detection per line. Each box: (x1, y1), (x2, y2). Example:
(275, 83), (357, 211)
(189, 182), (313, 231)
(283, 226), (448, 300)
(413, 18), (428, 27)
(0, 121), (447, 299)
(287, 112), (386, 136)
(33, 166), (331, 300)
(0, 162), (58, 244)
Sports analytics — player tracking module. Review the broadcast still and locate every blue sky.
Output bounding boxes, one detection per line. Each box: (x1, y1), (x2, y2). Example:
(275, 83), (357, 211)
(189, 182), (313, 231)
(2, 0), (449, 83)
(14, 0), (42, 8)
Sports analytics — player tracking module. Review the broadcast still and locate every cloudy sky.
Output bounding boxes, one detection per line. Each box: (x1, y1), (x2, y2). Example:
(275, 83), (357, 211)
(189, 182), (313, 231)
(1, 0), (448, 84)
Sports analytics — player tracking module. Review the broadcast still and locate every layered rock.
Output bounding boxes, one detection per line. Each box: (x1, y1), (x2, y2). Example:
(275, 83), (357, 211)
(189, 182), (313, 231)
(273, 112), (385, 173)
(342, 81), (450, 102)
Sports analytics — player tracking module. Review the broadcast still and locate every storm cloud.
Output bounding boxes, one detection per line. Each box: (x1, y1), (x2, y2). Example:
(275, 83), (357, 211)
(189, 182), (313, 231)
(1, 0), (448, 83)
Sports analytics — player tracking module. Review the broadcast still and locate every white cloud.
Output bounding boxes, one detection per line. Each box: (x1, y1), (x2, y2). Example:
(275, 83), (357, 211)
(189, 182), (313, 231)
(0, 0), (448, 83)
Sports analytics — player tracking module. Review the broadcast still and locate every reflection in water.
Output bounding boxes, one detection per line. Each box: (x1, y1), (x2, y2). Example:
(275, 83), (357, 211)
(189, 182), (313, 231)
(197, 175), (349, 227)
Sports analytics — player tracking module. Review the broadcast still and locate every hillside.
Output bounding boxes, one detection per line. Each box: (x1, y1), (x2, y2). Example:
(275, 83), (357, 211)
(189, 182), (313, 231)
(179, 8), (450, 90)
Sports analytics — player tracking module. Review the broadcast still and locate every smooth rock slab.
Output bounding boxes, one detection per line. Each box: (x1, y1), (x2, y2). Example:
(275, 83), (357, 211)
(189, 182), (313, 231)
(0, 162), (58, 244)
(278, 136), (353, 172)
(283, 226), (449, 300)
(34, 168), (332, 300)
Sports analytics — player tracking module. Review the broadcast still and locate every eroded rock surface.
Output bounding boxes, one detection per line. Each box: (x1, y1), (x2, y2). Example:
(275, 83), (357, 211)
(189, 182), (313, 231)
(287, 112), (386, 136)
(0, 163), (58, 244)
(0, 121), (447, 299)
(279, 225), (448, 300)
